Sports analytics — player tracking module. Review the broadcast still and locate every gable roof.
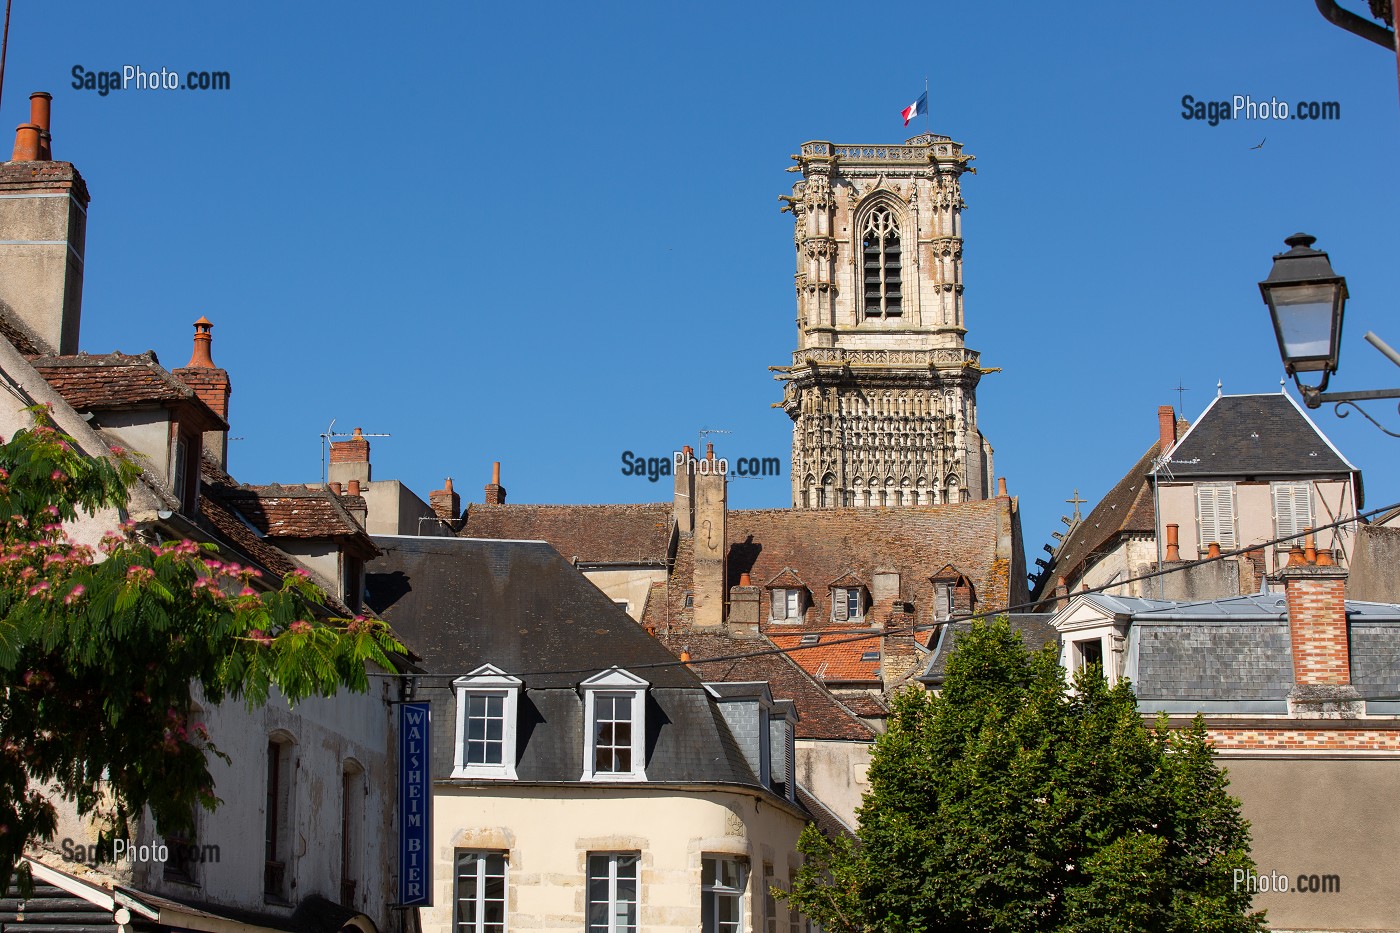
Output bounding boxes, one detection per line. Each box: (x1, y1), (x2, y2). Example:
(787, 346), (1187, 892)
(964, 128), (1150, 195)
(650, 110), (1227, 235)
(30, 351), (227, 430)
(1166, 392), (1354, 477)
(460, 502), (673, 565)
(220, 483), (376, 548)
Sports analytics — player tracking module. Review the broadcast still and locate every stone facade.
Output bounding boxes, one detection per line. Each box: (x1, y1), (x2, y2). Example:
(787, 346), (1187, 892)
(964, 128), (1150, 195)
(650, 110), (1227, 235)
(778, 136), (994, 509)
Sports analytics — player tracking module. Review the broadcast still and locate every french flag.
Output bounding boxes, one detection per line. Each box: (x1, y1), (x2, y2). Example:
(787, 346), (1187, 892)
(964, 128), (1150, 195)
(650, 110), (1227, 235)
(901, 91), (928, 127)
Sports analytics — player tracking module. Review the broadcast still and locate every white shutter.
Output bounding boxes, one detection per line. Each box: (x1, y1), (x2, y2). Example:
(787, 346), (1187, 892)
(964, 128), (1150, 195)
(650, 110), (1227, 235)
(771, 589), (785, 620)
(786, 589), (800, 617)
(833, 589), (848, 622)
(1197, 485), (1236, 549)
(1273, 483), (1312, 544)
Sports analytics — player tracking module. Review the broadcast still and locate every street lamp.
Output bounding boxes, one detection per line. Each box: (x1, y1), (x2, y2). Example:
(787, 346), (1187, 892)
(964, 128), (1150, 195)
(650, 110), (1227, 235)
(1259, 233), (1347, 395)
(1259, 232), (1400, 435)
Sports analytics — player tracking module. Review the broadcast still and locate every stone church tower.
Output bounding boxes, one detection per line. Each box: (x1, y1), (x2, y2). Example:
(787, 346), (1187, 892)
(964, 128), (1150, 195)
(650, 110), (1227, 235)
(777, 134), (994, 509)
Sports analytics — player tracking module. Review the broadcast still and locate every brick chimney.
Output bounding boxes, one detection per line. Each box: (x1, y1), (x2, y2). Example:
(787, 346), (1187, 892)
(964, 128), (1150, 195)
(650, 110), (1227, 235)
(173, 317), (232, 469)
(430, 477), (461, 523)
(329, 427), (372, 486)
(1157, 405), (1176, 455)
(483, 461), (507, 505)
(1280, 532), (1360, 717)
(692, 444), (727, 628)
(0, 91), (88, 355)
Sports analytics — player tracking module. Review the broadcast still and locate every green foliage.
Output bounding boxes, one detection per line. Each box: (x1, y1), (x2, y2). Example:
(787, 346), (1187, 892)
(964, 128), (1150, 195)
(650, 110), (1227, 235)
(783, 619), (1266, 933)
(0, 410), (403, 889)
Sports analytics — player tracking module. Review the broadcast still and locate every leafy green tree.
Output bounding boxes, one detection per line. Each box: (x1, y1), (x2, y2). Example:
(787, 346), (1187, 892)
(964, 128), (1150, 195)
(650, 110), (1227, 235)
(784, 619), (1265, 933)
(0, 411), (402, 889)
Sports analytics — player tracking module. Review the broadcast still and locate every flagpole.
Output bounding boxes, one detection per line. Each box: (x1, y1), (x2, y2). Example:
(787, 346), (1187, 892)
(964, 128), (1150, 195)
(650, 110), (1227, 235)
(924, 75), (929, 135)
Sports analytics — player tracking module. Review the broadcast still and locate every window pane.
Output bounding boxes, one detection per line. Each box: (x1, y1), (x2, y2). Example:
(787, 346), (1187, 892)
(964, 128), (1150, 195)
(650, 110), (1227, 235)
(468, 718), (486, 741)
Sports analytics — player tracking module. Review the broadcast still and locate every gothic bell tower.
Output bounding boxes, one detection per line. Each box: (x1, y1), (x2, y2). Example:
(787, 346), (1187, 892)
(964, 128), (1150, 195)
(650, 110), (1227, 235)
(777, 134), (994, 509)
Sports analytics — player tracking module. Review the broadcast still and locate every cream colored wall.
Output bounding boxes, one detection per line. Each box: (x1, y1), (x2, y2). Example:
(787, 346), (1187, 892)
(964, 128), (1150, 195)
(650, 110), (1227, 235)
(794, 739), (871, 831)
(427, 785), (808, 933)
(1159, 479), (1355, 569)
(582, 567), (667, 620)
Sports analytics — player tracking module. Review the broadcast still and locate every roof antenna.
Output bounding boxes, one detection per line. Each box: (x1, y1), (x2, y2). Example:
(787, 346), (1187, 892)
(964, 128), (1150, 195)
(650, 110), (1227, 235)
(319, 418), (391, 485)
(0, 0), (12, 116)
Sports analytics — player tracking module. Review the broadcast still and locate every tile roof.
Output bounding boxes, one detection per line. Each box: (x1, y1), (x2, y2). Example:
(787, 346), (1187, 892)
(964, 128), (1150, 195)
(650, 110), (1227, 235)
(30, 351), (227, 430)
(0, 307), (41, 355)
(460, 502), (674, 565)
(1166, 393), (1354, 477)
(220, 483), (377, 549)
(769, 631), (883, 685)
(654, 630), (874, 741)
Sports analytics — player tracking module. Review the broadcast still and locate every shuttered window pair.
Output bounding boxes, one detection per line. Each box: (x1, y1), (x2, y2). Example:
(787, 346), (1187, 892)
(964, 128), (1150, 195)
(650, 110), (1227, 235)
(770, 588), (802, 621)
(1195, 484), (1237, 550)
(1272, 482), (1314, 547)
(832, 587), (862, 622)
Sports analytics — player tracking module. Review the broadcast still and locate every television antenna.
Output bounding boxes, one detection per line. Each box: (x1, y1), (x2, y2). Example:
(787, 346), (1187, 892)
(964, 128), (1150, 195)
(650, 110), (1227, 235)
(319, 418), (391, 485)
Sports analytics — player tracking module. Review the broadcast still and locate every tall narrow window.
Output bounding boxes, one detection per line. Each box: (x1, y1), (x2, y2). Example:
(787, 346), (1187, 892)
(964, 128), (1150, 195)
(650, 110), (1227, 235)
(341, 762), (363, 906)
(861, 207), (902, 318)
(453, 666), (522, 780)
(594, 694), (633, 774)
(264, 736), (293, 899)
(580, 668), (648, 781)
(455, 851), (507, 933)
(702, 857), (746, 933)
(1196, 484), (1238, 550)
(1272, 482), (1313, 548)
(587, 854), (639, 933)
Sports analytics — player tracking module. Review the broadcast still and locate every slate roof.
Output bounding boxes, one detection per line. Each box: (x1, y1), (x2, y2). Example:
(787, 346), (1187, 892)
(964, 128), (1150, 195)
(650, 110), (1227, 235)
(30, 351), (227, 430)
(364, 536), (776, 788)
(1166, 393), (1354, 477)
(920, 613), (1060, 686)
(653, 631), (874, 741)
(460, 503), (673, 565)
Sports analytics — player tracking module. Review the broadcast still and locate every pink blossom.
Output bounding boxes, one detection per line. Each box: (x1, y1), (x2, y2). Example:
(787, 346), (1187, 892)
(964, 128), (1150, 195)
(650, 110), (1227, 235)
(288, 620), (313, 635)
(248, 629), (272, 647)
(50, 470), (65, 481)
(238, 586), (257, 598)
(26, 582), (49, 596)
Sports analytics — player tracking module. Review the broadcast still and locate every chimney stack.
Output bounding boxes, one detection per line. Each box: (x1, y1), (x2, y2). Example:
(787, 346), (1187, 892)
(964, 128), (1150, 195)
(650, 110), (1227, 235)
(1164, 523), (1181, 562)
(173, 317), (233, 469)
(673, 444), (695, 534)
(693, 444), (728, 627)
(1280, 540), (1359, 716)
(430, 477), (461, 523)
(0, 91), (88, 356)
(1157, 405), (1177, 456)
(996, 476), (1008, 497)
(483, 461), (507, 505)
(329, 427), (372, 486)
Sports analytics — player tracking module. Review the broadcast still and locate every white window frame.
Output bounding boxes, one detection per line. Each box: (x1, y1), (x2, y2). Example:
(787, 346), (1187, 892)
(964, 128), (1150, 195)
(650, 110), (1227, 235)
(702, 856), (747, 933)
(1195, 483), (1237, 550)
(454, 850), (507, 933)
(587, 852), (639, 933)
(831, 587), (863, 623)
(1073, 637), (1105, 675)
(769, 588), (804, 623)
(581, 668), (648, 781)
(452, 664), (523, 780)
(1272, 482), (1314, 549)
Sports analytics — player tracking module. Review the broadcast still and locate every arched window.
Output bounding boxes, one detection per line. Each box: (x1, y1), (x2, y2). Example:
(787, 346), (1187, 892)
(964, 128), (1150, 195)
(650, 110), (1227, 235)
(862, 207), (902, 319)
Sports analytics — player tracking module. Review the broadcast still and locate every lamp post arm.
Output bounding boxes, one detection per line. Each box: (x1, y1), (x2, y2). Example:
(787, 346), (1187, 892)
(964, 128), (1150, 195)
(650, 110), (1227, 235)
(1365, 331), (1400, 369)
(1314, 0), (1396, 49)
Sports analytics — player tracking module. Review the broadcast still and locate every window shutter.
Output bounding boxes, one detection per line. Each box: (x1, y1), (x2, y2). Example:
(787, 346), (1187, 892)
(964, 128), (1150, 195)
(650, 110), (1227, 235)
(1197, 485), (1236, 549)
(771, 589), (785, 620)
(1273, 483), (1313, 544)
(833, 589), (848, 622)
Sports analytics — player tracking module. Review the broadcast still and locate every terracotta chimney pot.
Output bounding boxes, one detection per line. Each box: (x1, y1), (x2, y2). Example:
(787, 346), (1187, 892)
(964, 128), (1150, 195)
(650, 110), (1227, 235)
(28, 93), (51, 159)
(186, 316), (215, 368)
(491, 461), (500, 485)
(680, 649), (691, 663)
(739, 572), (751, 587)
(1165, 523), (1181, 562)
(1316, 548), (1334, 567)
(1286, 545), (1307, 567)
(1206, 542), (1221, 559)
(996, 477), (1008, 497)
(12, 123), (40, 162)
(706, 442), (714, 460)
(329, 481), (343, 495)
(1304, 529), (1317, 565)
(347, 479), (361, 496)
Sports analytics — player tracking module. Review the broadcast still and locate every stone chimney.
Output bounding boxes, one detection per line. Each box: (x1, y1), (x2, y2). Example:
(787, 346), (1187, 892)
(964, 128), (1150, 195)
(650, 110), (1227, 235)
(692, 444), (727, 628)
(1281, 533), (1360, 717)
(430, 477), (461, 523)
(728, 572), (761, 633)
(483, 461), (507, 505)
(0, 91), (89, 355)
(673, 444), (695, 535)
(329, 427), (372, 486)
(1158, 405), (1177, 455)
(341, 479), (367, 527)
(173, 317), (232, 469)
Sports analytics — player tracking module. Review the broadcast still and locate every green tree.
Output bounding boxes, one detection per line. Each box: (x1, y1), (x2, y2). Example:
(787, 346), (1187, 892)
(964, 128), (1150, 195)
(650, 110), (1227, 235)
(784, 619), (1265, 933)
(0, 411), (403, 889)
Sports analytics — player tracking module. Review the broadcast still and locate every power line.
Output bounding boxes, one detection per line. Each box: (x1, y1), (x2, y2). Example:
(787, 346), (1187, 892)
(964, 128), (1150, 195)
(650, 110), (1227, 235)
(366, 500), (1400, 683)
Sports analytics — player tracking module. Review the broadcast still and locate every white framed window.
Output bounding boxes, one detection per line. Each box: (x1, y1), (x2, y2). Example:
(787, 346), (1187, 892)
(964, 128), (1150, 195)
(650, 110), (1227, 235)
(454, 850), (507, 933)
(1272, 482), (1314, 548)
(702, 856), (746, 933)
(1195, 483), (1237, 550)
(1073, 637), (1105, 675)
(587, 853), (639, 933)
(453, 665), (523, 780)
(770, 588), (804, 622)
(831, 587), (863, 623)
(581, 668), (648, 781)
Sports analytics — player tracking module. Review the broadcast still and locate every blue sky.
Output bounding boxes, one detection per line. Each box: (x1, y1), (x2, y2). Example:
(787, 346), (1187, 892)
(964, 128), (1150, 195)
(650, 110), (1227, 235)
(13, 1), (1400, 585)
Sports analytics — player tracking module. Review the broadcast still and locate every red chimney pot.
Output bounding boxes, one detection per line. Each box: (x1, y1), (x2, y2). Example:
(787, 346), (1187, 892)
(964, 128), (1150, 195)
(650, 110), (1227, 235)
(1165, 524), (1181, 562)
(12, 123), (40, 162)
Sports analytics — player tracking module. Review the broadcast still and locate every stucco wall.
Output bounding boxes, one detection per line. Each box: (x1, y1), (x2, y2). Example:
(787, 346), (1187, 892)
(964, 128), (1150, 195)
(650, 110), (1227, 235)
(581, 567), (667, 620)
(1222, 757), (1400, 932)
(794, 739), (871, 831)
(1159, 479), (1355, 568)
(426, 785), (807, 933)
(90, 409), (174, 488)
(1349, 525), (1400, 603)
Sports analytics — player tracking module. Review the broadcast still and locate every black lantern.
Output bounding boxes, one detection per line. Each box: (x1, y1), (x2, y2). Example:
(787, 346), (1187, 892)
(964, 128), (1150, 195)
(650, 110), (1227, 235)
(1259, 233), (1347, 394)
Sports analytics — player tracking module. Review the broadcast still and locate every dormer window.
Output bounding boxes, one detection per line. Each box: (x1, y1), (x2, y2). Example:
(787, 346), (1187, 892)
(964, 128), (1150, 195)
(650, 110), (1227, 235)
(769, 588), (805, 622)
(453, 665), (523, 780)
(831, 586), (865, 623)
(931, 567), (975, 622)
(581, 668), (648, 781)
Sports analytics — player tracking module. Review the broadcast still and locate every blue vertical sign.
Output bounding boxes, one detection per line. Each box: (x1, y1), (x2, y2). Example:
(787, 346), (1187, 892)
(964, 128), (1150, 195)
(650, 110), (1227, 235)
(398, 701), (432, 906)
